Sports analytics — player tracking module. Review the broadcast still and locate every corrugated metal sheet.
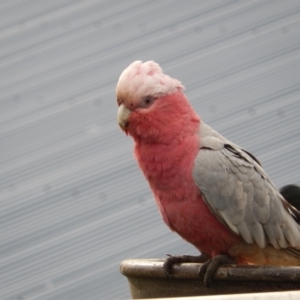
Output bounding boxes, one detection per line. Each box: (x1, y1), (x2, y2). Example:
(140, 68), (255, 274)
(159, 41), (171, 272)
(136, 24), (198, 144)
(1, 0), (300, 299)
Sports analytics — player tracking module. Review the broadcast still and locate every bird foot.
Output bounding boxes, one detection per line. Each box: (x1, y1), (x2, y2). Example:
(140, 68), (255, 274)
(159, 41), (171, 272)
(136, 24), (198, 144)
(199, 254), (235, 287)
(163, 253), (211, 278)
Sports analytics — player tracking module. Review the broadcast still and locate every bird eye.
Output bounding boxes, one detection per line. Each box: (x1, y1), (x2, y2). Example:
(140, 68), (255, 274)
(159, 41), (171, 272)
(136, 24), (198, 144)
(141, 95), (154, 108)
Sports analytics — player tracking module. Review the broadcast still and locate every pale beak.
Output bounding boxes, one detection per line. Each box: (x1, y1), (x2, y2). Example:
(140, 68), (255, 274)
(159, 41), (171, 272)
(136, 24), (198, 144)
(117, 104), (131, 131)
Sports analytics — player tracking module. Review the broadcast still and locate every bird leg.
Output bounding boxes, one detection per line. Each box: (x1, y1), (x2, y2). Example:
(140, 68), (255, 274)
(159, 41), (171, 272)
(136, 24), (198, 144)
(163, 253), (211, 278)
(199, 254), (235, 287)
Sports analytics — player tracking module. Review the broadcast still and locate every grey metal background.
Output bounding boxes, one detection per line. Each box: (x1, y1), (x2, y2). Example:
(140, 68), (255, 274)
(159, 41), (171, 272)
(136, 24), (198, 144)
(1, 0), (300, 299)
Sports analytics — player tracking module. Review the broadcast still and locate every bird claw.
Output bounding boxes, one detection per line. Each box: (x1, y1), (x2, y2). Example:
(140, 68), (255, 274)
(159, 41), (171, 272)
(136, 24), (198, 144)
(163, 253), (211, 278)
(163, 253), (234, 287)
(199, 254), (235, 287)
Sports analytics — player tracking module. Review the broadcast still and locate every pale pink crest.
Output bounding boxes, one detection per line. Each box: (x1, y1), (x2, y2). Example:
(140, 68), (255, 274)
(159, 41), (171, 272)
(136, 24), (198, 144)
(116, 61), (184, 106)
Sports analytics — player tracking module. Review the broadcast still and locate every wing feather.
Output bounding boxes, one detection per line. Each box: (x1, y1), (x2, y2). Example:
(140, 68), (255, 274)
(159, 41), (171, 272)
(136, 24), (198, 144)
(193, 123), (300, 251)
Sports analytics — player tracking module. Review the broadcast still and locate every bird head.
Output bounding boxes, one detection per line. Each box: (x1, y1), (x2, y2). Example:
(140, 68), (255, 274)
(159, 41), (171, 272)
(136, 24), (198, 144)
(116, 61), (199, 143)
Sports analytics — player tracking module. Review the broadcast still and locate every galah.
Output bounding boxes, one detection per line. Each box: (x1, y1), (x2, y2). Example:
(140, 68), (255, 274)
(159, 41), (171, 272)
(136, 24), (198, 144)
(116, 61), (300, 285)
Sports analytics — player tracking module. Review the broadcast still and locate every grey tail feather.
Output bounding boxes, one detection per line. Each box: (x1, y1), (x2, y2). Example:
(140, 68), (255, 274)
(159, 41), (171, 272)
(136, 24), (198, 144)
(287, 247), (300, 259)
(284, 200), (300, 225)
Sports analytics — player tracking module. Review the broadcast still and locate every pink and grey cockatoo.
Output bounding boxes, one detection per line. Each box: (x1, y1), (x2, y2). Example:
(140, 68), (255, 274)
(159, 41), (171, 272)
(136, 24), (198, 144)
(116, 61), (300, 285)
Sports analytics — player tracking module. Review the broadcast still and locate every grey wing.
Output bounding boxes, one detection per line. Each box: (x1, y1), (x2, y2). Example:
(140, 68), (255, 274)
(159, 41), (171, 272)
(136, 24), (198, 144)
(193, 123), (300, 250)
